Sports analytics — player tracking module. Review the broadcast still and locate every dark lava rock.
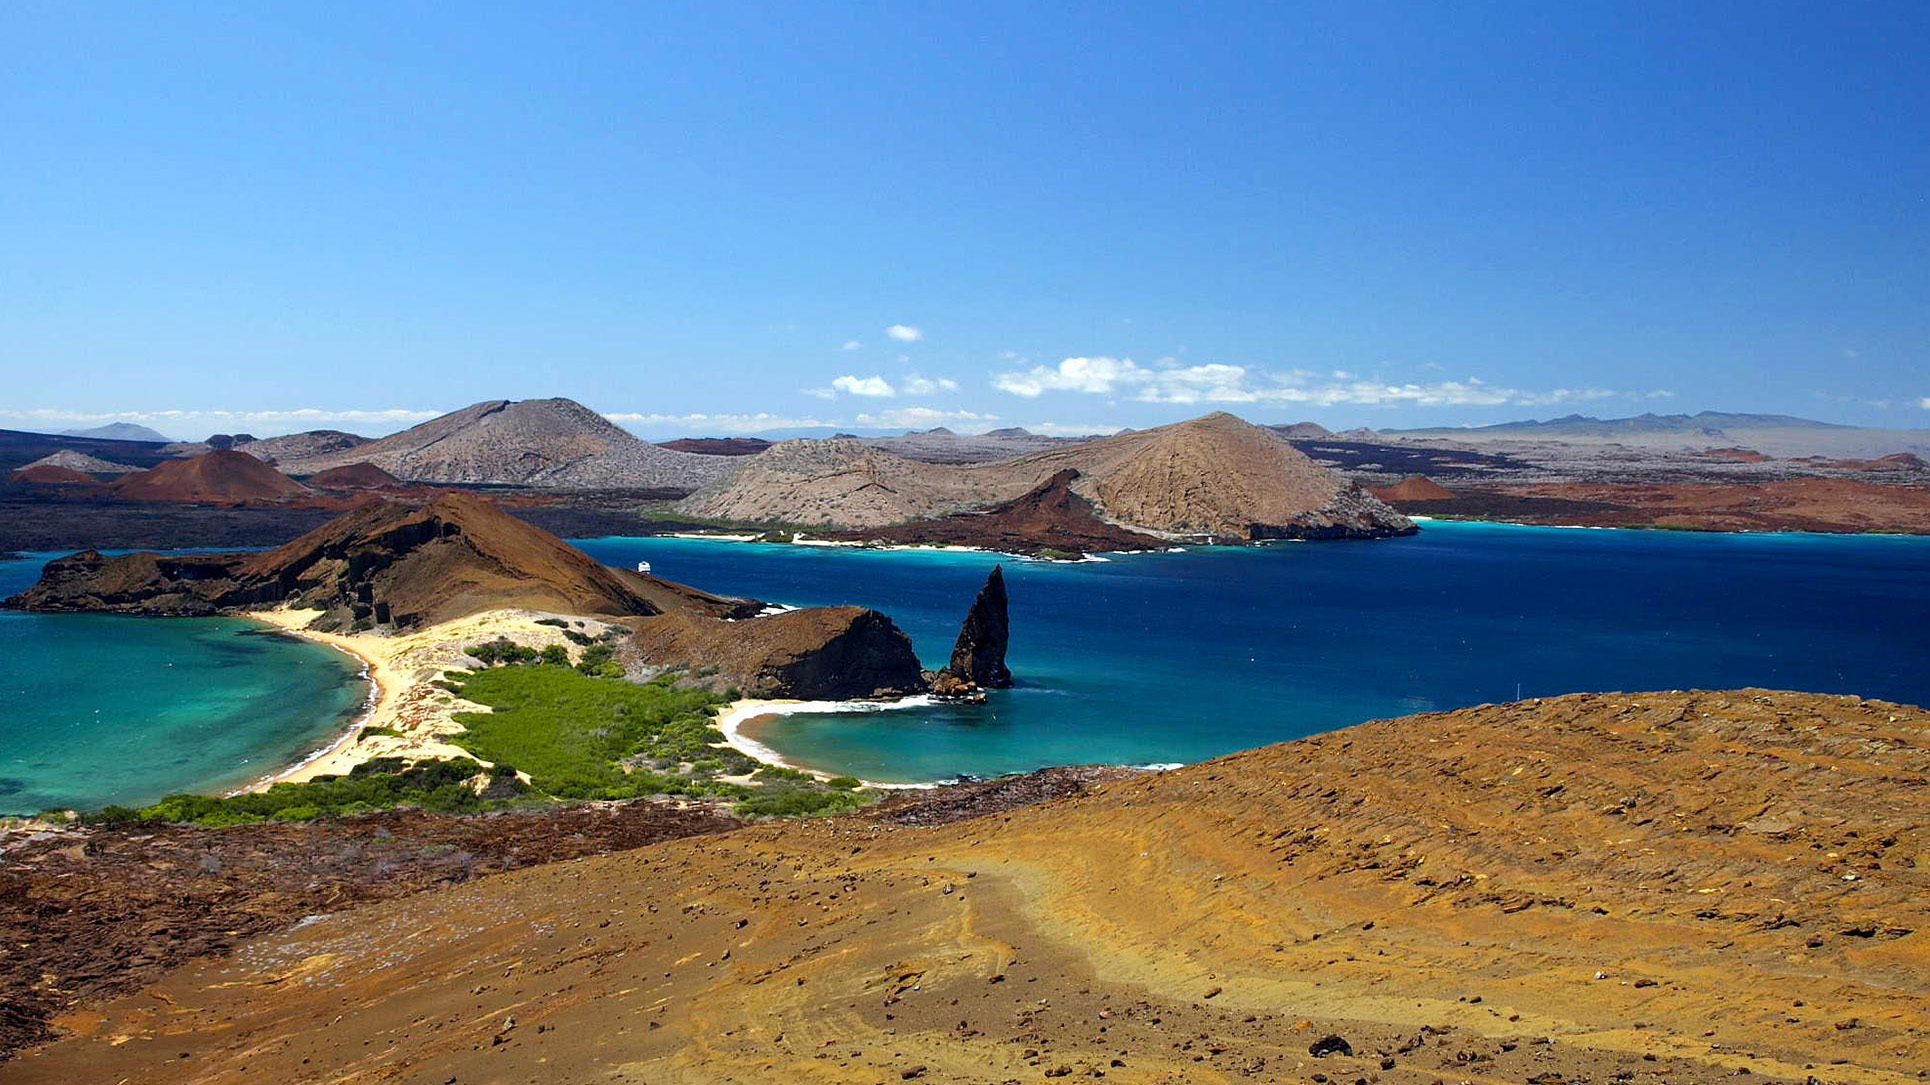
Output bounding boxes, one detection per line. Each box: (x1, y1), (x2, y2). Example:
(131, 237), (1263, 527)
(935, 565), (1012, 692)
(1308, 1034), (1354, 1058)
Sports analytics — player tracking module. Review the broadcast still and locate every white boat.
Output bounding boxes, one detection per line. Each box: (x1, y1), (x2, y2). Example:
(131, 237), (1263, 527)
(635, 560), (652, 574)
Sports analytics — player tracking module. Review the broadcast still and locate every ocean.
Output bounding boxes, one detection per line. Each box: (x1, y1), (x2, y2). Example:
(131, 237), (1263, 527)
(578, 522), (1930, 782)
(0, 553), (369, 814)
(3, 520), (1927, 810)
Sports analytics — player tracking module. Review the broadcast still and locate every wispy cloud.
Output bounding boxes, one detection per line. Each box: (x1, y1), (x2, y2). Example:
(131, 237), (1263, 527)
(831, 375), (896, 397)
(1024, 421), (1125, 437)
(899, 375), (959, 395)
(992, 356), (1627, 409)
(605, 411), (837, 434)
(885, 324), (923, 343)
(0, 406), (446, 438)
(855, 406), (997, 431)
(1920, 396), (1930, 409)
(840, 340), (863, 351)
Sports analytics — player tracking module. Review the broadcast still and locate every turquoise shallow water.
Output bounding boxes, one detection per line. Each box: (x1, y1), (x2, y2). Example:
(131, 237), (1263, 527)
(576, 523), (1930, 782)
(0, 553), (369, 814)
(4, 522), (1928, 808)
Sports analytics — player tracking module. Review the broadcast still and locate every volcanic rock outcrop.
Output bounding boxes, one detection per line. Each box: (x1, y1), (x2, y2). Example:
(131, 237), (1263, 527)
(6, 492), (753, 630)
(1368, 474), (1456, 502)
(306, 462), (404, 490)
(19, 450), (139, 475)
(281, 399), (739, 491)
(103, 450), (310, 504)
(632, 606), (926, 700)
(9, 464), (96, 485)
(830, 469), (1165, 556)
(929, 565), (1012, 698)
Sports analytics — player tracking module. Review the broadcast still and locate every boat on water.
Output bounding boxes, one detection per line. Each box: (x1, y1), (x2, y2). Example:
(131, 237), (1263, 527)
(635, 560), (652, 574)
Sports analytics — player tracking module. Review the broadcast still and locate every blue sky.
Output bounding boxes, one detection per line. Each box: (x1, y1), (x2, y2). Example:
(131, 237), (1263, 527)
(2, 1), (1926, 439)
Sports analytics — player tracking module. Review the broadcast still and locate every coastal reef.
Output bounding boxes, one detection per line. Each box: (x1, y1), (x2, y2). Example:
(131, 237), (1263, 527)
(9, 689), (1927, 1083)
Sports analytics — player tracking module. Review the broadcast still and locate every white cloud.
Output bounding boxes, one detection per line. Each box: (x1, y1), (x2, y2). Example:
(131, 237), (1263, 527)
(885, 324), (923, 342)
(1024, 421), (1126, 437)
(855, 406), (998, 431)
(831, 375), (896, 397)
(840, 340), (862, 351)
(1920, 397), (1930, 409)
(993, 356), (1145, 397)
(900, 375), (959, 395)
(991, 356), (1631, 409)
(605, 411), (837, 434)
(0, 406), (445, 437)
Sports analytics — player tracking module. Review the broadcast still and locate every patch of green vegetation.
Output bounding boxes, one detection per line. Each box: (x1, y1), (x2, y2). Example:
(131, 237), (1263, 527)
(87, 759), (527, 828)
(359, 725), (402, 738)
(443, 665), (748, 801)
(735, 785), (869, 817)
(81, 660), (876, 828)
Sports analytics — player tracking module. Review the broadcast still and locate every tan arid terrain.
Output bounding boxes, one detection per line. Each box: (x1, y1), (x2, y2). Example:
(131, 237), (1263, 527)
(12, 688), (1929, 1084)
(684, 412), (1413, 539)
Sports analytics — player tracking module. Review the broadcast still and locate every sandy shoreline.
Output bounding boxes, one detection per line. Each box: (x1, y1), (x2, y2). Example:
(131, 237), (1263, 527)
(236, 608), (626, 793)
(712, 696), (941, 790)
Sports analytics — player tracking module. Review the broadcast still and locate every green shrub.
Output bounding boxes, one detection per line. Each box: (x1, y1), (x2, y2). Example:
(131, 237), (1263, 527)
(825, 776), (862, 790)
(539, 644), (570, 667)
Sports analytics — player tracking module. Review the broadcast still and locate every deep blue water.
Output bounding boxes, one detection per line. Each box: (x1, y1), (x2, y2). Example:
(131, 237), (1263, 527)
(0, 553), (368, 814)
(578, 523), (1930, 782)
(3, 522), (1926, 808)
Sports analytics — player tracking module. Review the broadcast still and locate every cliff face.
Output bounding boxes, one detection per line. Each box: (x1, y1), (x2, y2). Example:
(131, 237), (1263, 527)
(5, 492), (752, 630)
(631, 605), (926, 700)
(934, 565), (1012, 693)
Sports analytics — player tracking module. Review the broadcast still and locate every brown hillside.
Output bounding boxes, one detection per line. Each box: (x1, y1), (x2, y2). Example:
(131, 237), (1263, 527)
(7, 492), (753, 629)
(9, 464), (95, 485)
(830, 468), (1166, 555)
(15, 689), (1929, 1084)
(632, 605), (927, 699)
(1370, 474), (1456, 502)
(682, 412), (1414, 540)
(306, 461), (403, 489)
(286, 398), (739, 490)
(104, 450), (309, 504)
